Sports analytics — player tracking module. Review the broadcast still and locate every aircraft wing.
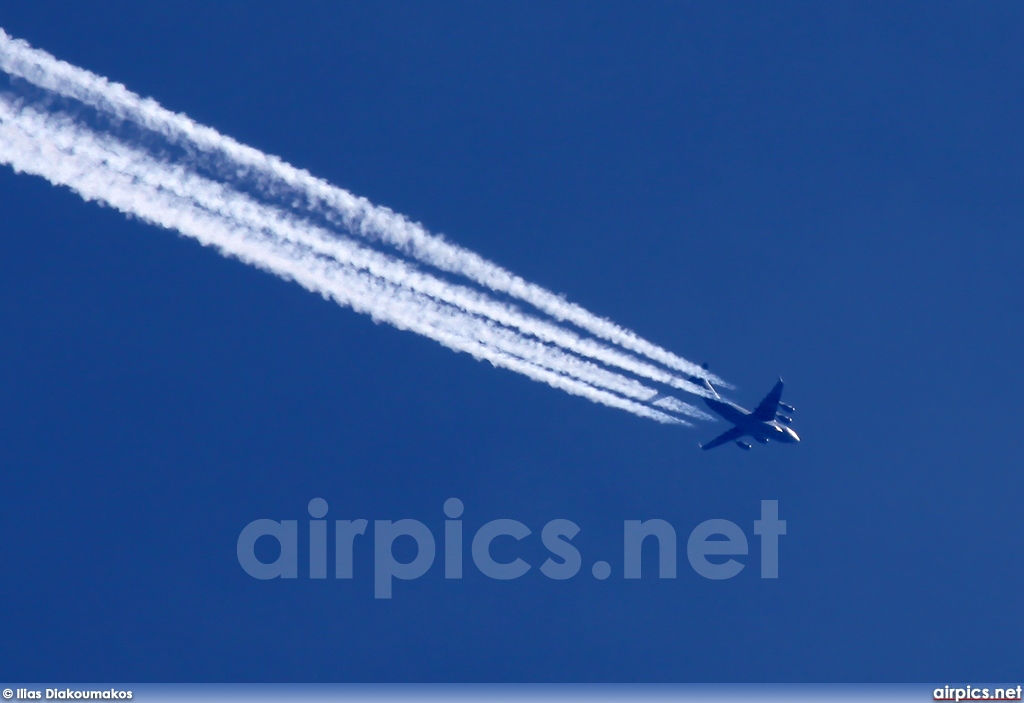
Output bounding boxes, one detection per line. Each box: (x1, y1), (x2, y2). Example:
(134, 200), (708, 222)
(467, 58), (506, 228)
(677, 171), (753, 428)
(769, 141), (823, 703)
(700, 426), (745, 451)
(752, 378), (785, 421)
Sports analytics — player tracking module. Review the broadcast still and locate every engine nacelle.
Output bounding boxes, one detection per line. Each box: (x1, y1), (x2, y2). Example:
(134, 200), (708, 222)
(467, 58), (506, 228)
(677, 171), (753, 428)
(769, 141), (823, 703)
(776, 414), (792, 424)
(779, 402), (795, 413)
(735, 440), (751, 450)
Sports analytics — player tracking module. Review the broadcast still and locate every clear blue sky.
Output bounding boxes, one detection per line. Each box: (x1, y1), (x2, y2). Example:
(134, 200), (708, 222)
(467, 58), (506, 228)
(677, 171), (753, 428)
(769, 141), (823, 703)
(1, 2), (1021, 681)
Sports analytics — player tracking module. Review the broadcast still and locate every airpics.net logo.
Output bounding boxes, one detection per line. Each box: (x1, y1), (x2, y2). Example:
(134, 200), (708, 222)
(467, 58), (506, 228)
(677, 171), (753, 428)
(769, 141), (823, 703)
(236, 499), (787, 598)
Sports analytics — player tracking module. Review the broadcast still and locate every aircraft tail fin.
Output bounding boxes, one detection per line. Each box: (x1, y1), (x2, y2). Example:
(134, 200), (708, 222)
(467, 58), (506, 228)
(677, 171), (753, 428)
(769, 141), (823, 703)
(688, 362), (720, 398)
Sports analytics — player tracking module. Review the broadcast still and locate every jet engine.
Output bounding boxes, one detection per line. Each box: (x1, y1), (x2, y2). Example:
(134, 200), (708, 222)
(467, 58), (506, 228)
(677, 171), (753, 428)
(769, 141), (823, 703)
(779, 402), (795, 413)
(776, 414), (793, 424)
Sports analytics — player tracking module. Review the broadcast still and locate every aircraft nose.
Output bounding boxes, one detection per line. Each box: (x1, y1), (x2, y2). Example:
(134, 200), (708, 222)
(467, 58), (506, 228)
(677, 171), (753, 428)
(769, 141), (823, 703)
(790, 429), (801, 443)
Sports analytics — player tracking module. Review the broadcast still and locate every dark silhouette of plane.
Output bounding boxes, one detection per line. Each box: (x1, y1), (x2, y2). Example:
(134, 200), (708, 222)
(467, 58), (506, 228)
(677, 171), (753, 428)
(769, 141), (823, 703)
(689, 365), (800, 451)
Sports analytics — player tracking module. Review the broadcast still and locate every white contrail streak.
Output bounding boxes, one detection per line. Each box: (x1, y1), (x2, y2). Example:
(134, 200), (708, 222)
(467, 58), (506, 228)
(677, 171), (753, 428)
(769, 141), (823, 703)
(0, 94), (703, 424)
(0, 92), (713, 403)
(0, 29), (725, 424)
(0, 27), (726, 390)
(0, 101), (711, 401)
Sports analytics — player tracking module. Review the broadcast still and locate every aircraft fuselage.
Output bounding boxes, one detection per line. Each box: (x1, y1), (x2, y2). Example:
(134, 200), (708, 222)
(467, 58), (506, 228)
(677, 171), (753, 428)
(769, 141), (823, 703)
(704, 397), (800, 444)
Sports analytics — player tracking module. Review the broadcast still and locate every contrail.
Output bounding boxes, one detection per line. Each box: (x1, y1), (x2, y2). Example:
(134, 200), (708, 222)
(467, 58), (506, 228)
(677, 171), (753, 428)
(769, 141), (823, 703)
(0, 29), (721, 424)
(0, 95), (694, 424)
(0, 28), (726, 390)
(0, 99), (714, 404)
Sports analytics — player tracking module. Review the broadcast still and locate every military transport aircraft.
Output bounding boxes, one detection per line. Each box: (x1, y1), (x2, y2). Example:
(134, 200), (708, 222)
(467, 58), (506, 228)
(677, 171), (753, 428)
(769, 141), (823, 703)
(689, 367), (801, 451)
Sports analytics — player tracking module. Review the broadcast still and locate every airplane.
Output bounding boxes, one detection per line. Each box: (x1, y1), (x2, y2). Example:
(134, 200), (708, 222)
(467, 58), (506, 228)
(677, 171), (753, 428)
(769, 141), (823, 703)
(689, 365), (801, 451)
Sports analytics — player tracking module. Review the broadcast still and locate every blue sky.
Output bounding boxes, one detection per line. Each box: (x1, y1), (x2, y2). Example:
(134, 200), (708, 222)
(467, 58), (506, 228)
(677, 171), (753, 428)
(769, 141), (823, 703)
(1, 2), (1022, 681)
